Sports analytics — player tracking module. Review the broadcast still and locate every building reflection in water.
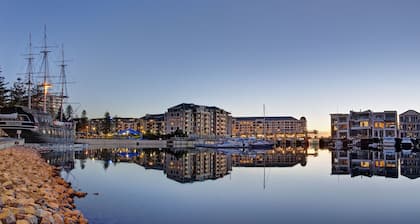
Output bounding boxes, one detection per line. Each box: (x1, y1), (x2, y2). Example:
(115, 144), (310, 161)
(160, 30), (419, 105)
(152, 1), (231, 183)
(331, 149), (407, 178)
(401, 150), (420, 179)
(72, 146), (315, 183)
(230, 147), (309, 167)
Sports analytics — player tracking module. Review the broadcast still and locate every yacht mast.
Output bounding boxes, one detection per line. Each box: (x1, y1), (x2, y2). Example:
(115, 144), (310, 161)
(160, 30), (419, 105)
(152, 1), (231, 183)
(39, 25), (52, 113)
(25, 33), (35, 109)
(263, 104), (266, 140)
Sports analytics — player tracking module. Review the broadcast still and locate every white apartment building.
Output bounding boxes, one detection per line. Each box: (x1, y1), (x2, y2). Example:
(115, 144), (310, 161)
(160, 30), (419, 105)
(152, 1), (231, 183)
(399, 110), (420, 138)
(331, 110), (398, 139)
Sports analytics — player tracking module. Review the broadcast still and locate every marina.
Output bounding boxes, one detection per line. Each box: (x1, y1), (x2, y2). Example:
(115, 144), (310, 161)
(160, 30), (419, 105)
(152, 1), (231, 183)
(2, 1), (420, 224)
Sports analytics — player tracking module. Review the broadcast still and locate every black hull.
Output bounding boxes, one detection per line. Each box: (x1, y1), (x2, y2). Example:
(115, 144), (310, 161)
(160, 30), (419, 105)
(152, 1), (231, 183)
(1, 128), (74, 144)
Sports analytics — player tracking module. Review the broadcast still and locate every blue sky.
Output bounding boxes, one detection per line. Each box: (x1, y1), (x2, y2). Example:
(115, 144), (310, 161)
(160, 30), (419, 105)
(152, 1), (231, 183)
(1, 0), (420, 132)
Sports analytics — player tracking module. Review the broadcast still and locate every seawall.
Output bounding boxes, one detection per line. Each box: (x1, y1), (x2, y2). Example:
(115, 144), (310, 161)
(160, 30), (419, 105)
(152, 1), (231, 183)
(75, 138), (167, 149)
(0, 146), (88, 224)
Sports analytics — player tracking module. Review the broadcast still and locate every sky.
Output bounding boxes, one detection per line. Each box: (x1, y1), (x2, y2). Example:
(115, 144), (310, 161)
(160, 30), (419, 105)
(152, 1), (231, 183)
(1, 0), (420, 133)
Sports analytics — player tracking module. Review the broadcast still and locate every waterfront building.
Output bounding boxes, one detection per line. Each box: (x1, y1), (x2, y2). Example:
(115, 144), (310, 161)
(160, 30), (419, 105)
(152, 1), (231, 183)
(114, 117), (139, 132)
(231, 116), (307, 138)
(330, 114), (349, 140)
(164, 103), (231, 137)
(139, 114), (165, 134)
(399, 110), (420, 138)
(330, 110), (398, 139)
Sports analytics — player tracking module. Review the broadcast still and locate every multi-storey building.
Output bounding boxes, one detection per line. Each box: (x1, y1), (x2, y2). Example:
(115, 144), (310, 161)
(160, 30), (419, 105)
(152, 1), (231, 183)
(399, 110), (420, 138)
(330, 114), (349, 139)
(330, 110), (398, 139)
(139, 114), (165, 134)
(231, 116), (307, 138)
(164, 103), (231, 137)
(114, 117), (139, 132)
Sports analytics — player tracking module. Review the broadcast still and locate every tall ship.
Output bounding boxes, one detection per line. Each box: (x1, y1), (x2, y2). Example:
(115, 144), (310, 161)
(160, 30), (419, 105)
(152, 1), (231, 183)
(0, 27), (75, 143)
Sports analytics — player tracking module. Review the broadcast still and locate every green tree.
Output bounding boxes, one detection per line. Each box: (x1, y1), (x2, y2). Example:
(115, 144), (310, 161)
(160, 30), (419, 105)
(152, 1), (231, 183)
(0, 68), (9, 107)
(9, 77), (26, 106)
(103, 111), (112, 134)
(76, 110), (88, 132)
(65, 105), (74, 121)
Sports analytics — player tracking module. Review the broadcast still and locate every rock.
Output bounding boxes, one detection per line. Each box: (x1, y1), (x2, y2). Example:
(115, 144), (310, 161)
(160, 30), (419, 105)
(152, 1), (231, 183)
(2, 181), (13, 190)
(78, 217), (88, 224)
(52, 214), (64, 224)
(0, 148), (88, 224)
(46, 203), (59, 211)
(72, 192), (87, 198)
(24, 207), (36, 216)
(24, 215), (38, 224)
(0, 210), (16, 224)
(16, 220), (30, 224)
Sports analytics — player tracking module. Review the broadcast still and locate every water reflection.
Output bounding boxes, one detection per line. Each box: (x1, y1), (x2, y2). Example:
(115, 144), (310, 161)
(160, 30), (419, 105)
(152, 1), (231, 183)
(63, 147), (316, 183)
(331, 149), (420, 179)
(230, 147), (308, 167)
(401, 151), (420, 179)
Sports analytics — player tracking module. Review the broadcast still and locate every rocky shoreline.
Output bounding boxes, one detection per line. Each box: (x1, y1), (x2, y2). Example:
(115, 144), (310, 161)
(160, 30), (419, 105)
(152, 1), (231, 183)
(0, 146), (88, 224)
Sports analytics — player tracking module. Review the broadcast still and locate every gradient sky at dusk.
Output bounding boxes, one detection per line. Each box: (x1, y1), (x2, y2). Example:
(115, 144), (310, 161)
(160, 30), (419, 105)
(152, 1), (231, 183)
(1, 0), (420, 132)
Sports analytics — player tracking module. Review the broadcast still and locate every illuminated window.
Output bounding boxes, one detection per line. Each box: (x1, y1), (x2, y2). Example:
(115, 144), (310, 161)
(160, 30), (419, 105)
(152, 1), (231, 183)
(360, 161), (370, 168)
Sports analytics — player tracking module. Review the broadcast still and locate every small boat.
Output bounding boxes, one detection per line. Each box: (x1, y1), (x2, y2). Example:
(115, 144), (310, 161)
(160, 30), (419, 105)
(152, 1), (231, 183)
(249, 139), (275, 150)
(196, 139), (248, 149)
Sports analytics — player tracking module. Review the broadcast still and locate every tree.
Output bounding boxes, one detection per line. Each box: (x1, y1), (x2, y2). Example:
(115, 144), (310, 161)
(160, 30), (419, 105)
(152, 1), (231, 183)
(65, 105), (74, 121)
(76, 110), (88, 132)
(0, 68), (9, 107)
(9, 77), (26, 106)
(103, 111), (112, 134)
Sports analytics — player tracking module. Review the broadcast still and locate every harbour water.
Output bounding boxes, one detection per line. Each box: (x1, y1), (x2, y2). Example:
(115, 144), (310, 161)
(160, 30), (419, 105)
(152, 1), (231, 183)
(47, 147), (420, 224)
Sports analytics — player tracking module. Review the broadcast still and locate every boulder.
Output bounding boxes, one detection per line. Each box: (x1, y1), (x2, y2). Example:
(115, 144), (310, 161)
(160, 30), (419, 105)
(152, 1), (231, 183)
(24, 215), (38, 224)
(16, 219), (30, 224)
(0, 210), (16, 224)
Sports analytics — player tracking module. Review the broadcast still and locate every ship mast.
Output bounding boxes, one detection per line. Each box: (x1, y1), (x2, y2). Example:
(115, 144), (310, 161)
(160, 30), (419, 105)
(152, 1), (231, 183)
(59, 44), (68, 121)
(25, 33), (35, 109)
(39, 25), (52, 113)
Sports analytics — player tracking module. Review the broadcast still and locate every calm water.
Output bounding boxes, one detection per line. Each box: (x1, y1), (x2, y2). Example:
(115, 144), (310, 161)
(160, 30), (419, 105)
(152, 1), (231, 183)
(49, 147), (420, 224)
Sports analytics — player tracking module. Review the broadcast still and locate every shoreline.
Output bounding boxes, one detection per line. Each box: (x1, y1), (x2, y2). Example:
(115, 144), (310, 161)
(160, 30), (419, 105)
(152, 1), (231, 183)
(0, 146), (88, 224)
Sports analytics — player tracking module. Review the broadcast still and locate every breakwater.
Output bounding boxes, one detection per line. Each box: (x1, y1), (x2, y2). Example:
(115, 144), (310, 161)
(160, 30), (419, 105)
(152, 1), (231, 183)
(0, 146), (88, 224)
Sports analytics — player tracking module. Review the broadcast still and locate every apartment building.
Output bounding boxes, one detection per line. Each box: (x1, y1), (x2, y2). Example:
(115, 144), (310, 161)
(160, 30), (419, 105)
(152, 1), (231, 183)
(330, 110), (398, 139)
(399, 110), (420, 138)
(231, 116), (307, 138)
(139, 114), (165, 134)
(164, 103), (231, 137)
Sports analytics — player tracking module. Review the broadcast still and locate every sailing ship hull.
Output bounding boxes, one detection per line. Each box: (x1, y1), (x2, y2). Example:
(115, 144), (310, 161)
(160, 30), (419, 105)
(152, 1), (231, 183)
(0, 127), (74, 144)
(0, 107), (75, 144)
